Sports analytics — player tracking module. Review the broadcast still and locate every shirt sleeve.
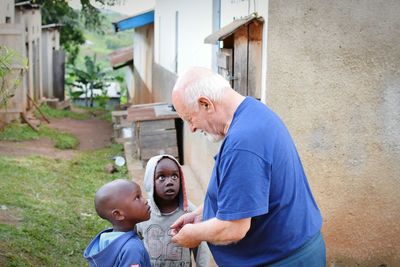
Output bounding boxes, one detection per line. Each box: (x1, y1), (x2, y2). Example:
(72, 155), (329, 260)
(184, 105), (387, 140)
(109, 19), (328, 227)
(216, 149), (271, 221)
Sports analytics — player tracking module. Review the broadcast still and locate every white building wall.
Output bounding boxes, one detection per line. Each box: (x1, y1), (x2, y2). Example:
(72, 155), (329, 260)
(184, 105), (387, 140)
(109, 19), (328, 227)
(155, 0), (214, 74)
(0, 0), (14, 24)
(134, 25), (153, 91)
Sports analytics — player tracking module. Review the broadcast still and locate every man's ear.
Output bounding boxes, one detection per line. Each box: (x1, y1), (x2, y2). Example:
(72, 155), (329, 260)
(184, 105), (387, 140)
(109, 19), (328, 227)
(198, 96), (214, 112)
(112, 209), (124, 221)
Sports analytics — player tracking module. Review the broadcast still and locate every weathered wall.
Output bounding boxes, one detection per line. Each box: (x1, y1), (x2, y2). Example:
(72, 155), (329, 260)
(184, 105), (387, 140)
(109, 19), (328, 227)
(151, 62), (177, 103)
(132, 24), (153, 104)
(41, 29), (60, 99)
(267, 1), (400, 266)
(0, 0), (14, 24)
(154, 0), (213, 74)
(15, 7), (42, 104)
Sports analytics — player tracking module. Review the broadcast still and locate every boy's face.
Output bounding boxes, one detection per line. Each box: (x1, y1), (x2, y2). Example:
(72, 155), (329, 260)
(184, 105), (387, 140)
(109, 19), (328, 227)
(154, 158), (181, 201)
(118, 182), (151, 224)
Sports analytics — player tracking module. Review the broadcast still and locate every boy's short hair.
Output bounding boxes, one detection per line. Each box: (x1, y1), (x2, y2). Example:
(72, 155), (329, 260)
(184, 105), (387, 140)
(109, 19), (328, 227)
(94, 179), (133, 221)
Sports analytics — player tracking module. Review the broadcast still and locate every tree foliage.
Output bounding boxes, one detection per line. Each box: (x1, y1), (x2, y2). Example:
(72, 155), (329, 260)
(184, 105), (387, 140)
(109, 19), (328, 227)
(0, 46), (27, 109)
(70, 55), (112, 108)
(31, 0), (121, 63)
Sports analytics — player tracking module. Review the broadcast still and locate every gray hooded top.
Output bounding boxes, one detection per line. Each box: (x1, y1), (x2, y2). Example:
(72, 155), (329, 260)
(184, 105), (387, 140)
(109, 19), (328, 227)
(136, 154), (210, 267)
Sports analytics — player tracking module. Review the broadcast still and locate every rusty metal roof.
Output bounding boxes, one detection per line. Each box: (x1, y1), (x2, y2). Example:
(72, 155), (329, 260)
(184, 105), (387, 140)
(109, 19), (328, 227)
(108, 46), (133, 69)
(204, 14), (263, 44)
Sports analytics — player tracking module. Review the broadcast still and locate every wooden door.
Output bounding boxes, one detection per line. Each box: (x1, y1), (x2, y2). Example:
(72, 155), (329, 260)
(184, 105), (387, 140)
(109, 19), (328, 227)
(233, 20), (263, 98)
(53, 50), (65, 100)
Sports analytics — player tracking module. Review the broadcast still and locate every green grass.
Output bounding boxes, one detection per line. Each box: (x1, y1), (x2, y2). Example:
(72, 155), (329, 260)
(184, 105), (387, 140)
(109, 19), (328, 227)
(0, 123), (79, 150)
(0, 122), (38, 141)
(0, 144), (128, 266)
(37, 104), (91, 120)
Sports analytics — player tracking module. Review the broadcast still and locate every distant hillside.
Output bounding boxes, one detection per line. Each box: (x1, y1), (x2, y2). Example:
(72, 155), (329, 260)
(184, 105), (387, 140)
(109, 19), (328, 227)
(77, 10), (133, 68)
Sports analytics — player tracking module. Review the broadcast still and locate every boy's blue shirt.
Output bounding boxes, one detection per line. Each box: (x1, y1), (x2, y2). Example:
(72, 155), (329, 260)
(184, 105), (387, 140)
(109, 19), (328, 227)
(83, 228), (151, 267)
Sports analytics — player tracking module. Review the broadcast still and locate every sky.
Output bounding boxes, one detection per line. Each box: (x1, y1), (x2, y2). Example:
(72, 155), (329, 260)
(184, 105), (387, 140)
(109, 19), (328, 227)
(68, 0), (155, 16)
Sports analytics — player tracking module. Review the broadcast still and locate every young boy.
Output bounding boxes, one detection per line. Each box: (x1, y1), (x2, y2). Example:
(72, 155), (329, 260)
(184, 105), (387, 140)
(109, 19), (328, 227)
(136, 155), (210, 266)
(84, 179), (151, 267)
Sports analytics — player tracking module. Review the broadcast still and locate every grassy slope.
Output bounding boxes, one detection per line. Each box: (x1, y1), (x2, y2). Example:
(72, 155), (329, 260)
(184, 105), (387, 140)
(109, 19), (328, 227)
(75, 11), (133, 70)
(0, 145), (128, 266)
(0, 106), (127, 266)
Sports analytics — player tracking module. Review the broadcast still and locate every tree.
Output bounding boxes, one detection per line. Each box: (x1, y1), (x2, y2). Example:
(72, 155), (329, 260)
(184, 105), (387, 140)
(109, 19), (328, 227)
(71, 54), (112, 108)
(0, 46), (27, 109)
(28, 0), (122, 64)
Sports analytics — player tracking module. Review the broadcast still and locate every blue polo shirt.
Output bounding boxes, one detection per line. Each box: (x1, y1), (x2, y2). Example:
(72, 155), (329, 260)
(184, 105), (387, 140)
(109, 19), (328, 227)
(203, 97), (322, 266)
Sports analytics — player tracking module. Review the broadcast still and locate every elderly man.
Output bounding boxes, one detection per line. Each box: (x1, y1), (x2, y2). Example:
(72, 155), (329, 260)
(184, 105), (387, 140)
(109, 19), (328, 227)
(170, 67), (325, 267)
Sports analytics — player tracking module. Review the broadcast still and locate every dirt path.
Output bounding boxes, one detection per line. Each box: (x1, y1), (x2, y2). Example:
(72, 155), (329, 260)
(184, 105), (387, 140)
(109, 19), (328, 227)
(0, 117), (113, 159)
(0, 116), (113, 226)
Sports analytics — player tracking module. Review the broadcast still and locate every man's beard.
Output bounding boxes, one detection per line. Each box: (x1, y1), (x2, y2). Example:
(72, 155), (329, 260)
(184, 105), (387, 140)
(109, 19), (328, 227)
(201, 131), (223, 143)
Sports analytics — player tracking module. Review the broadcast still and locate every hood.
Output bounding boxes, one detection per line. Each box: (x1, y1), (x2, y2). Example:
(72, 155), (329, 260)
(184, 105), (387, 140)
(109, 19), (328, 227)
(83, 229), (136, 266)
(144, 154), (188, 215)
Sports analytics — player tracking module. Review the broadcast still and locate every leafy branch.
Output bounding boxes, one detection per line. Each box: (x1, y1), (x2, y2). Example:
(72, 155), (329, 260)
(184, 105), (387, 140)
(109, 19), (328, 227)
(0, 46), (28, 109)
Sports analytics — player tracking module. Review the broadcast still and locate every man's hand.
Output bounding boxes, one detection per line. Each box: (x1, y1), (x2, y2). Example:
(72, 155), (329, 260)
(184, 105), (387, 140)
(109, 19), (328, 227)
(171, 223), (201, 248)
(170, 211), (201, 236)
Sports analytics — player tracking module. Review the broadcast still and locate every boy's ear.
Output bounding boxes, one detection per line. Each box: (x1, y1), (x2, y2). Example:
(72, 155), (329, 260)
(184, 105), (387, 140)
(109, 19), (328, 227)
(112, 209), (125, 221)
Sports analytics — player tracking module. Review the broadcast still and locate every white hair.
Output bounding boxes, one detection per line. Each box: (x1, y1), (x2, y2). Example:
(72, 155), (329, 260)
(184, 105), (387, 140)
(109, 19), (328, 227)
(173, 67), (231, 110)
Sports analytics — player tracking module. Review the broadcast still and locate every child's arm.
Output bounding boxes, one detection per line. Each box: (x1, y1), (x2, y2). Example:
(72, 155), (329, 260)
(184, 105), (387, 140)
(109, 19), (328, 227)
(193, 241), (210, 267)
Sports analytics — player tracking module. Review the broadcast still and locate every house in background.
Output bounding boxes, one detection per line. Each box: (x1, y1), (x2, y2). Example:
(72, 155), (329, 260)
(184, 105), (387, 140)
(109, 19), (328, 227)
(41, 23), (65, 101)
(112, 9), (155, 104)
(126, 0), (400, 265)
(14, 1), (42, 106)
(0, 0), (66, 125)
(0, 0), (27, 123)
(71, 82), (121, 110)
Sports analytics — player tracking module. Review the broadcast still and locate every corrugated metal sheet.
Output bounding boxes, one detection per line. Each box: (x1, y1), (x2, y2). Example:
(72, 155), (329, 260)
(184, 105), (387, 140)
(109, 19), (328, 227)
(108, 46), (133, 69)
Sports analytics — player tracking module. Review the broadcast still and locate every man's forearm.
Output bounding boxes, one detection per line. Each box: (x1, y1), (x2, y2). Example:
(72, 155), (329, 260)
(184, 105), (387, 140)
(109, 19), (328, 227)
(190, 217), (251, 245)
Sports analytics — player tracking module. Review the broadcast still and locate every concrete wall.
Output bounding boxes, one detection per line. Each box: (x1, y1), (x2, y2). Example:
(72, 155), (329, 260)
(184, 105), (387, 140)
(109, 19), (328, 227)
(154, 0), (213, 73)
(41, 28), (60, 99)
(266, 1), (400, 266)
(15, 7), (42, 104)
(0, 23), (26, 123)
(0, 0), (14, 24)
(132, 24), (154, 104)
(152, 63), (177, 103)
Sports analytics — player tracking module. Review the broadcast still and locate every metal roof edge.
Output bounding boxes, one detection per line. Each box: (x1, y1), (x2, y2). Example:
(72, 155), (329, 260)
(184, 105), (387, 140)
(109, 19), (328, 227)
(204, 13), (264, 44)
(112, 9), (155, 32)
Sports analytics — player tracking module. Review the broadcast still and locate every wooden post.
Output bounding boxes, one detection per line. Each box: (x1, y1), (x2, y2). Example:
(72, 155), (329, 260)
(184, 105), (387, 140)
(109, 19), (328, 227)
(26, 94), (50, 123)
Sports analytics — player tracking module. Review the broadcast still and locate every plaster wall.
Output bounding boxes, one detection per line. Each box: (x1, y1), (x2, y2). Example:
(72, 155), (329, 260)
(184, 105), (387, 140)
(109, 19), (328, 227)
(132, 24), (154, 104)
(266, 1), (400, 266)
(154, 0), (213, 74)
(41, 29), (60, 99)
(0, 0), (14, 24)
(15, 8), (42, 103)
(151, 63), (176, 103)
